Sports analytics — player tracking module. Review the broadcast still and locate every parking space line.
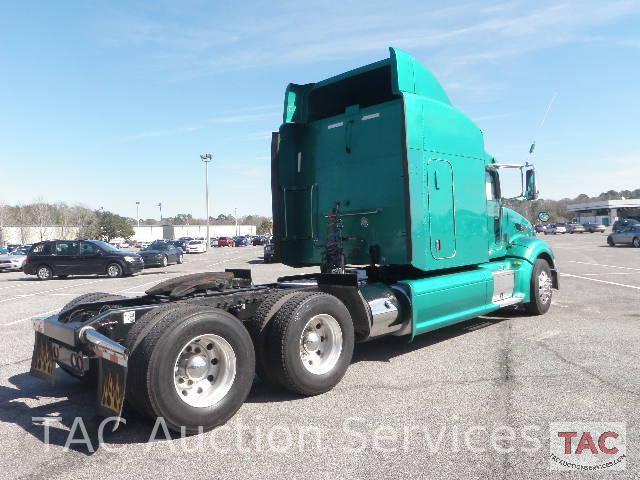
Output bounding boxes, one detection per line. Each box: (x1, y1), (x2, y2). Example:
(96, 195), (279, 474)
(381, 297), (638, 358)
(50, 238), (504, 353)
(566, 260), (640, 271)
(561, 273), (640, 290)
(0, 279), (105, 304)
(2, 308), (60, 327)
(0, 252), (259, 327)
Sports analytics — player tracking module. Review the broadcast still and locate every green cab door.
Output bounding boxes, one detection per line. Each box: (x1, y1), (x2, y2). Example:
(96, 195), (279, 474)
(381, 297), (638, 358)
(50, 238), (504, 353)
(426, 159), (456, 259)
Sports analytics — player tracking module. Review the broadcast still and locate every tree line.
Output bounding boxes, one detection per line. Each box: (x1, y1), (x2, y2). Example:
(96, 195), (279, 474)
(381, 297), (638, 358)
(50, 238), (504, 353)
(0, 201), (273, 241)
(507, 188), (640, 224)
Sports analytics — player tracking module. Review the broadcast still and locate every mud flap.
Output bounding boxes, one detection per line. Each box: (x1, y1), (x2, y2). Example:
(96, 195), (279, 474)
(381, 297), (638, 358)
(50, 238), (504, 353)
(95, 346), (128, 431)
(30, 332), (56, 384)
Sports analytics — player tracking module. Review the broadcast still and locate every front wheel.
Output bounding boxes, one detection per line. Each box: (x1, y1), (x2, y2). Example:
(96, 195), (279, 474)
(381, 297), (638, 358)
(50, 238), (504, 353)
(177, 254), (184, 264)
(607, 236), (615, 247)
(161, 256), (168, 267)
(633, 238), (640, 248)
(106, 263), (123, 278)
(525, 259), (553, 315)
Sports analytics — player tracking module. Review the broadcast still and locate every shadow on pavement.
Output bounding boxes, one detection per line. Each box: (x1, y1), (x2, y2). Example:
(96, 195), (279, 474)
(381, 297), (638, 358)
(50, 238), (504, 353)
(1, 310), (518, 453)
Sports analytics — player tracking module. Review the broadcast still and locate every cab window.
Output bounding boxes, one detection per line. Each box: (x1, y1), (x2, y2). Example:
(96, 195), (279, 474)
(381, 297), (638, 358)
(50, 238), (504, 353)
(55, 241), (79, 256)
(485, 171), (500, 200)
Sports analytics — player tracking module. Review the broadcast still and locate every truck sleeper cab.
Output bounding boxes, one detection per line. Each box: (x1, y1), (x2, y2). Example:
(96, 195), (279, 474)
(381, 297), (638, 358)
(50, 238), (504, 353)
(28, 48), (557, 434)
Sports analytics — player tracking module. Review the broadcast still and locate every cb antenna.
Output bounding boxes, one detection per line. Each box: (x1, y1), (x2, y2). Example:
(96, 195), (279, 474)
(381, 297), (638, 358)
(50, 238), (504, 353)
(529, 92), (557, 156)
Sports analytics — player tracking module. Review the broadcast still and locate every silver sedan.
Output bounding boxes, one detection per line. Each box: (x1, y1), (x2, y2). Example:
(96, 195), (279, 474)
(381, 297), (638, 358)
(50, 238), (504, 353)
(607, 225), (640, 248)
(0, 248), (29, 271)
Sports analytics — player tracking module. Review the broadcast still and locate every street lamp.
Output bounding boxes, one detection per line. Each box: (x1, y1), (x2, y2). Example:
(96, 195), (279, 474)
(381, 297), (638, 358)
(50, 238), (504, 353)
(157, 202), (162, 224)
(234, 207), (238, 236)
(136, 201), (140, 228)
(200, 153), (213, 251)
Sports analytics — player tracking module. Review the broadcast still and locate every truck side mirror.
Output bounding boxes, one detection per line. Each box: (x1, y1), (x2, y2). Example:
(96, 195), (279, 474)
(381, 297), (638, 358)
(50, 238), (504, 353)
(525, 169), (537, 200)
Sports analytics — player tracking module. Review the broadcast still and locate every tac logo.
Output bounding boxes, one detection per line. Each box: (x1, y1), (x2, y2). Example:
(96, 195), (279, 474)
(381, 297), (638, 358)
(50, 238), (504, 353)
(549, 422), (626, 471)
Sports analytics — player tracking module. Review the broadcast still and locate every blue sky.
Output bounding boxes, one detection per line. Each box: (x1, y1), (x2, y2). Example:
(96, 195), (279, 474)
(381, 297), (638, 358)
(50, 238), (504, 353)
(1, 0), (639, 219)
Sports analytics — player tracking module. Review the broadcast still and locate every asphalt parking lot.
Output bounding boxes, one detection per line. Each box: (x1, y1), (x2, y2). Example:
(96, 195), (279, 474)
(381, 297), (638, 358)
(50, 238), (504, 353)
(0, 235), (638, 479)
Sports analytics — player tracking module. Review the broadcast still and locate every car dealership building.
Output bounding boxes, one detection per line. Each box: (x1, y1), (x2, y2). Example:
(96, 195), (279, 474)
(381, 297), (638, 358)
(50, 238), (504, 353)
(567, 199), (640, 226)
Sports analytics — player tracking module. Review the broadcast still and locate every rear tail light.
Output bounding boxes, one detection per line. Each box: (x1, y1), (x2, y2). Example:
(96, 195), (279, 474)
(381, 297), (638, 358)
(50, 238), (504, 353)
(24, 257), (30, 265)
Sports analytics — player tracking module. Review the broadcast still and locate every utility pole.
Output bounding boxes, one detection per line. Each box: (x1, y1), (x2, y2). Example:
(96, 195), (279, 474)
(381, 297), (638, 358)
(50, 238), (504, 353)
(136, 201), (140, 228)
(158, 202), (162, 224)
(200, 153), (213, 251)
(235, 207), (238, 236)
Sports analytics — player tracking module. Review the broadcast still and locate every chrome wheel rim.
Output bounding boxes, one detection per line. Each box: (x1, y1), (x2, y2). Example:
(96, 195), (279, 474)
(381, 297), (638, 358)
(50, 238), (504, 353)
(162, 257), (168, 267)
(538, 270), (552, 304)
(299, 314), (343, 375)
(173, 334), (236, 408)
(38, 267), (50, 279)
(107, 264), (120, 277)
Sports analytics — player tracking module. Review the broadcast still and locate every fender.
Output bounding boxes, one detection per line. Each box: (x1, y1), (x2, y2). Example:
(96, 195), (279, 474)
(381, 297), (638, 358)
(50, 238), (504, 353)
(506, 236), (559, 289)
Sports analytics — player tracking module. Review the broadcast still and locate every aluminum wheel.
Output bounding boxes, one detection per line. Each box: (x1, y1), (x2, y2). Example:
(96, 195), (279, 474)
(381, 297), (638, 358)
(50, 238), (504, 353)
(37, 266), (51, 280)
(538, 270), (552, 305)
(173, 334), (236, 408)
(299, 314), (343, 375)
(107, 264), (121, 277)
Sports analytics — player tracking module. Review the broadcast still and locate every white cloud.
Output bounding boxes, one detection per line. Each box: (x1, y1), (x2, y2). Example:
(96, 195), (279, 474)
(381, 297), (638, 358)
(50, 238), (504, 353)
(99, 0), (640, 79)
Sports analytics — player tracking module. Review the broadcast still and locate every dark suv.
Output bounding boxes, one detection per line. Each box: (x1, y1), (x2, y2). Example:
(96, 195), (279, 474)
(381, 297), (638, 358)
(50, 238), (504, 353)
(612, 219), (640, 233)
(24, 240), (144, 280)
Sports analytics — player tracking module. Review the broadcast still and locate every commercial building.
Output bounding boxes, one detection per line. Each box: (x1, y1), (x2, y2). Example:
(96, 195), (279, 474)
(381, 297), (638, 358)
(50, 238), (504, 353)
(567, 199), (640, 226)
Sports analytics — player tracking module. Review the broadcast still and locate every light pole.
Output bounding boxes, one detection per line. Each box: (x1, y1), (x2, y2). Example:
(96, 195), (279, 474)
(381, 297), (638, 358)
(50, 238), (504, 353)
(157, 202), (162, 224)
(234, 207), (238, 236)
(136, 201), (140, 228)
(200, 153), (213, 251)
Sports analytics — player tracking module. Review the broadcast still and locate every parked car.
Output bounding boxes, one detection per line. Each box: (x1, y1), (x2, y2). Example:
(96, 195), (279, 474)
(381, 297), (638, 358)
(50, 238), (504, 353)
(583, 223), (606, 233)
(166, 240), (188, 253)
(263, 239), (275, 263)
(185, 239), (207, 253)
(567, 223), (586, 234)
(544, 223), (567, 235)
(7, 244), (21, 253)
(139, 242), (184, 267)
(0, 246), (30, 271)
(0, 246), (7, 255)
(24, 240), (144, 280)
(534, 224), (546, 233)
(612, 219), (640, 233)
(210, 237), (219, 247)
(252, 236), (267, 246)
(607, 225), (640, 248)
(217, 237), (234, 247)
(234, 236), (249, 247)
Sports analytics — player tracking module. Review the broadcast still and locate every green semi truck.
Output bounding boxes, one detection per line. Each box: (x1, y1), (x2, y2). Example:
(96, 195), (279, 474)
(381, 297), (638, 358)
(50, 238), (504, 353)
(29, 48), (558, 433)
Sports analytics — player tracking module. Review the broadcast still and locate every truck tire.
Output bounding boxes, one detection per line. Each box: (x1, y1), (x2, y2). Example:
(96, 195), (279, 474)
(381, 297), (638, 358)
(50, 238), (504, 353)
(127, 304), (255, 433)
(124, 304), (181, 410)
(525, 258), (553, 315)
(60, 292), (127, 316)
(58, 292), (127, 382)
(246, 290), (305, 384)
(264, 292), (354, 396)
